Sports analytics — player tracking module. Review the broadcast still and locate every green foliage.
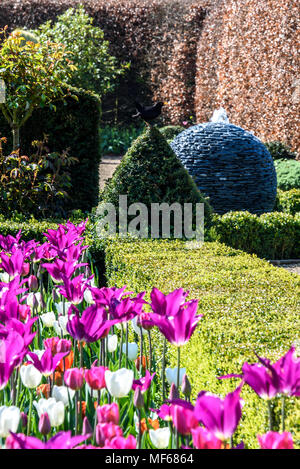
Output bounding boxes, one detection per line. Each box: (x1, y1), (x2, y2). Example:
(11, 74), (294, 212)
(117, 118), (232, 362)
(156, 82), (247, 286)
(104, 238), (300, 448)
(12, 29), (39, 46)
(99, 125), (144, 155)
(0, 27), (74, 150)
(0, 85), (102, 212)
(275, 189), (300, 215)
(159, 125), (185, 141)
(274, 159), (300, 190)
(99, 126), (212, 236)
(35, 5), (129, 97)
(0, 136), (78, 219)
(265, 141), (297, 160)
(210, 211), (300, 259)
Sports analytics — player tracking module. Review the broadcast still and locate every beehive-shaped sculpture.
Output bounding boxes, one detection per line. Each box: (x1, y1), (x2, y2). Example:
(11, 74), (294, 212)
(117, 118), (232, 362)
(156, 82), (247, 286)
(171, 122), (277, 214)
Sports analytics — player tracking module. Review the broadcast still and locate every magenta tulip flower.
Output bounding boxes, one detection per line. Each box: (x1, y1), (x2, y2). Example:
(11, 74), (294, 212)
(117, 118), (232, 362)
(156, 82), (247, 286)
(150, 287), (189, 317)
(132, 370), (156, 393)
(273, 347), (300, 396)
(194, 386), (243, 441)
(109, 292), (146, 322)
(89, 285), (130, 307)
(170, 403), (199, 435)
(8, 431), (90, 449)
(257, 431), (294, 449)
(44, 337), (72, 355)
(42, 260), (87, 282)
(96, 423), (123, 447)
(241, 361), (281, 400)
(58, 274), (89, 304)
(0, 330), (26, 389)
(103, 434), (136, 449)
(150, 299), (202, 346)
(64, 368), (85, 390)
(0, 230), (22, 252)
(4, 317), (37, 348)
(97, 403), (119, 425)
(192, 426), (223, 449)
(28, 348), (68, 377)
(0, 250), (24, 278)
(67, 304), (118, 343)
(85, 365), (107, 390)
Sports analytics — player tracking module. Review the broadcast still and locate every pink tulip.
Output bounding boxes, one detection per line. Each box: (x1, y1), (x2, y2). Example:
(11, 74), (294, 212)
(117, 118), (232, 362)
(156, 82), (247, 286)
(64, 368), (85, 390)
(103, 434), (137, 449)
(257, 431), (294, 449)
(85, 365), (107, 390)
(97, 403), (119, 425)
(192, 426), (223, 449)
(96, 423), (123, 447)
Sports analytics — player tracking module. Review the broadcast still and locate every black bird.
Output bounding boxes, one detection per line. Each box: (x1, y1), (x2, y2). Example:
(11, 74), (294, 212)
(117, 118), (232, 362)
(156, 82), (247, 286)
(132, 101), (165, 125)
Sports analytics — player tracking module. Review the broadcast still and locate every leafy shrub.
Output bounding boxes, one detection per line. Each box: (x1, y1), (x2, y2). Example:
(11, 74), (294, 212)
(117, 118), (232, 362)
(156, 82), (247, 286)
(159, 125), (185, 141)
(210, 211), (300, 259)
(0, 136), (78, 219)
(35, 5), (129, 98)
(99, 125), (144, 155)
(99, 126), (212, 236)
(265, 141), (297, 160)
(275, 189), (300, 215)
(0, 85), (101, 212)
(104, 238), (300, 448)
(274, 159), (300, 190)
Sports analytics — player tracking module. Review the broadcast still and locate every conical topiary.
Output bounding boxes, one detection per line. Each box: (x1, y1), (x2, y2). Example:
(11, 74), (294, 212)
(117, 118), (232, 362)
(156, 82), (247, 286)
(98, 126), (212, 238)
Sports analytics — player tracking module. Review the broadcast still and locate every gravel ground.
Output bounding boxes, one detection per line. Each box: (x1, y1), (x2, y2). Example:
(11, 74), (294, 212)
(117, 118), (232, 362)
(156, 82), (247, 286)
(99, 155), (122, 190)
(279, 263), (300, 275)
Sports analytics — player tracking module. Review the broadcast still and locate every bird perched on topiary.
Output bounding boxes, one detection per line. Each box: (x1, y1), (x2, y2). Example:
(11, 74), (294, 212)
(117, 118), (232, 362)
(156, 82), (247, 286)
(132, 101), (165, 125)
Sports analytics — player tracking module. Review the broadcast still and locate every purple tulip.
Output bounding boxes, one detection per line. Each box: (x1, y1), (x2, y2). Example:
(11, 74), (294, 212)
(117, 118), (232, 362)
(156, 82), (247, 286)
(39, 413), (51, 436)
(150, 299), (202, 346)
(0, 231), (22, 252)
(27, 348), (68, 377)
(273, 347), (300, 396)
(150, 287), (189, 317)
(64, 368), (85, 390)
(89, 286), (130, 307)
(7, 431), (90, 449)
(241, 361), (281, 400)
(194, 386), (243, 441)
(0, 330), (26, 389)
(58, 274), (89, 304)
(67, 304), (118, 343)
(42, 260), (87, 282)
(192, 427), (223, 449)
(109, 293), (146, 323)
(0, 250), (25, 278)
(132, 370), (156, 393)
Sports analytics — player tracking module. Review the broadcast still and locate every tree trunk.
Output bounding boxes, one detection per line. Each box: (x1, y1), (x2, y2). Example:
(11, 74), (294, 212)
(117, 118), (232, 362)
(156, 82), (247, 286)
(12, 123), (20, 152)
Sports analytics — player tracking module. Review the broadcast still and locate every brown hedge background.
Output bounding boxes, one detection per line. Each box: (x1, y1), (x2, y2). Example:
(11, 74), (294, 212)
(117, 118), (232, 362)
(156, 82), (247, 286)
(0, 0), (299, 154)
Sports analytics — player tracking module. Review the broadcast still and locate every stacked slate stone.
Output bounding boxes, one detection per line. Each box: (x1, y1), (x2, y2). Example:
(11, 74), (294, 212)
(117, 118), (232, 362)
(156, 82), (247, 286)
(171, 123), (277, 214)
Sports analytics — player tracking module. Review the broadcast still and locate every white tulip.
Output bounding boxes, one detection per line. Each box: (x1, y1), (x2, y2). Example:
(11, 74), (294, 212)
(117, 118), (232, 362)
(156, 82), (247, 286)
(107, 334), (118, 353)
(149, 427), (171, 449)
(0, 274), (9, 284)
(131, 317), (147, 336)
(122, 342), (138, 361)
(0, 406), (20, 438)
(105, 368), (134, 398)
(34, 398), (65, 427)
(53, 315), (69, 336)
(52, 385), (75, 407)
(26, 292), (43, 310)
(165, 367), (186, 387)
(55, 302), (72, 315)
(40, 311), (56, 328)
(20, 364), (42, 389)
(84, 289), (94, 305)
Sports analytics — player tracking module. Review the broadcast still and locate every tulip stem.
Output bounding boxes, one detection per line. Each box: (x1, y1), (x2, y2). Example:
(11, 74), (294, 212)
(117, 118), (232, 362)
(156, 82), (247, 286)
(267, 400), (273, 431)
(281, 395), (286, 432)
(138, 408), (142, 449)
(119, 327), (124, 369)
(125, 323), (129, 369)
(162, 337), (167, 402)
(27, 391), (33, 436)
(177, 347), (181, 391)
(139, 327), (143, 376)
(75, 390), (78, 435)
(15, 368), (21, 407)
(148, 331), (152, 373)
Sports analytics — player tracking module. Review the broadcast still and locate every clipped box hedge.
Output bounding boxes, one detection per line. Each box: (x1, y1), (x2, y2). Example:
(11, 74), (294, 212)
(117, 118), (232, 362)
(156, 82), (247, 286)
(104, 238), (300, 448)
(275, 189), (300, 216)
(210, 211), (300, 259)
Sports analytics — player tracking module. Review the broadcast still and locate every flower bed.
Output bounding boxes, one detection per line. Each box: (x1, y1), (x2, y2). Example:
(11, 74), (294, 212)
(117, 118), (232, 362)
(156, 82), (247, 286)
(0, 223), (299, 449)
(105, 238), (300, 448)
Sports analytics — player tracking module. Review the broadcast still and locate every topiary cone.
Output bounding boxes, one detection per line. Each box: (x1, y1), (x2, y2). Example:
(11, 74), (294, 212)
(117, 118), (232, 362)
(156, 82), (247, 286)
(99, 126), (212, 237)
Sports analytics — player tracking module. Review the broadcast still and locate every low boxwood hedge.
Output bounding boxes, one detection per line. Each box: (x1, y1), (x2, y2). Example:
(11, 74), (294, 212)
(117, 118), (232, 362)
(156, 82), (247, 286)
(210, 211), (300, 259)
(104, 238), (300, 448)
(275, 189), (300, 215)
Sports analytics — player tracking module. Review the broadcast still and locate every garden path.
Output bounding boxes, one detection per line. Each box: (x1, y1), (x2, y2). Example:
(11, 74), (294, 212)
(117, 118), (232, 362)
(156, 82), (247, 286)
(99, 155), (122, 190)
